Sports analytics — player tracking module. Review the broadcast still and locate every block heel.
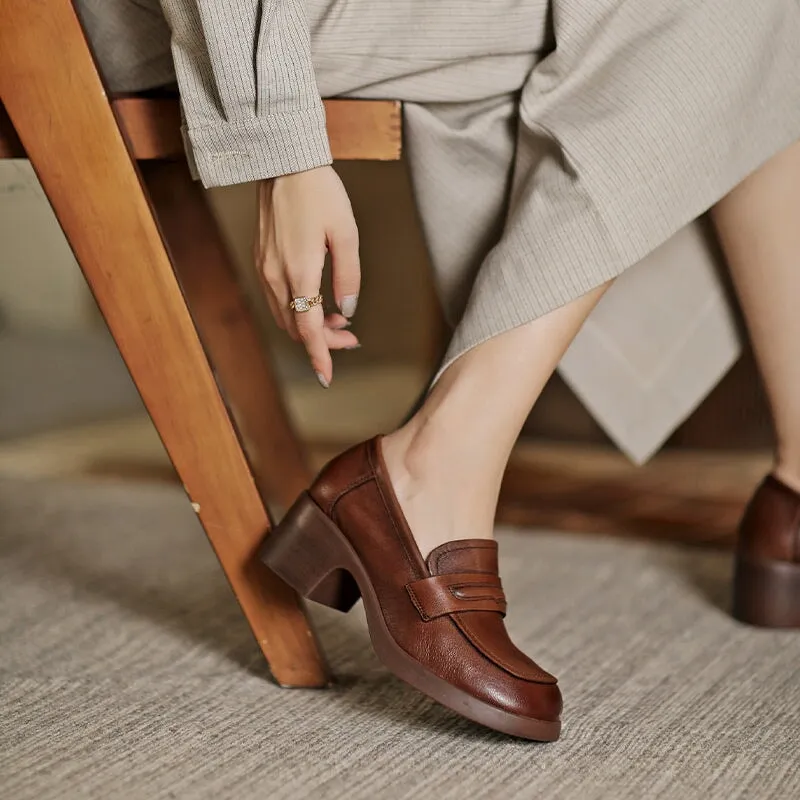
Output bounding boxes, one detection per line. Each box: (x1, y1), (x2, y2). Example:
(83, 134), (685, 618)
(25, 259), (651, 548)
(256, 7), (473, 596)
(259, 492), (361, 613)
(733, 557), (800, 628)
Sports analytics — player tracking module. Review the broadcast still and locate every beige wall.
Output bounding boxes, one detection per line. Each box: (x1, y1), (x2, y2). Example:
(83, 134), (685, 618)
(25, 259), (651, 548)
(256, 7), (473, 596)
(0, 161), (91, 331)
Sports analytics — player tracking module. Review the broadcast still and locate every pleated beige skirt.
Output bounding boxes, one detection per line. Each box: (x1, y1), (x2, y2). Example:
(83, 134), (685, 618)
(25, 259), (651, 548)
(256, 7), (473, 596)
(82, 0), (800, 460)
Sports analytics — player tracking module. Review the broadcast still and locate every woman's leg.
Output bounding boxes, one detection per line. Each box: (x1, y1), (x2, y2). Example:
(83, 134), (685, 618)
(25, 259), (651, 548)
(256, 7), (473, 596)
(388, 136), (799, 562)
(381, 282), (610, 558)
(711, 140), (800, 492)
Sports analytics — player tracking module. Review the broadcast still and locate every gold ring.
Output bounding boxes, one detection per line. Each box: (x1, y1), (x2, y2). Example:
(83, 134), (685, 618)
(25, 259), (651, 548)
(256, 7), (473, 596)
(289, 294), (323, 313)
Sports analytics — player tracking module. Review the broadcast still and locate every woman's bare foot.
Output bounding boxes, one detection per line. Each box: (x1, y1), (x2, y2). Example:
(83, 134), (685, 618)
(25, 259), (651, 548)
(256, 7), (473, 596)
(380, 424), (495, 559)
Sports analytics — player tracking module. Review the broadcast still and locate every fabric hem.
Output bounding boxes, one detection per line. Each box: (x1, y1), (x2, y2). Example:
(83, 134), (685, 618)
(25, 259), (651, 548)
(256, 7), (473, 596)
(559, 290), (741, 464)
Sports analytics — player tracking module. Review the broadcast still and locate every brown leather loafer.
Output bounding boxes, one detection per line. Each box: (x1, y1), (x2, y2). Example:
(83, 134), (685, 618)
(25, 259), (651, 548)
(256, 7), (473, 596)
(733, 474), (800, 628)
(260, 436), (562, 740)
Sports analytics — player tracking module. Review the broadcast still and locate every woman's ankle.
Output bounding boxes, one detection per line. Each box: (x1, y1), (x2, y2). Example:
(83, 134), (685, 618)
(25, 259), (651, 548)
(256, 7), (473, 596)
(771, 458), (800, 495)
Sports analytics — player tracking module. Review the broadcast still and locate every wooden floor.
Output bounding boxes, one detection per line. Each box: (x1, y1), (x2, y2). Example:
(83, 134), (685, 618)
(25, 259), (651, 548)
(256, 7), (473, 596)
(0, 363), (767, 550)
(500, 443), (767, 548)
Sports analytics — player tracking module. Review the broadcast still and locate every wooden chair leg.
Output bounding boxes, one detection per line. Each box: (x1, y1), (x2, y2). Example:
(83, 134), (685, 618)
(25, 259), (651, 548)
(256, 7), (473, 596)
(0, 0), (327, 686)
(140, 159), (312, 512)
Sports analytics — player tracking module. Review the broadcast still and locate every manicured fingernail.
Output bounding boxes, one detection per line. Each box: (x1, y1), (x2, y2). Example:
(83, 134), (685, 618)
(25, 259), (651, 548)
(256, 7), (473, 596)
(336, 319), (352, 329)
(345, 344), (362, 350)
(315, 371), (330, 389)
(340, 294), (358, 318)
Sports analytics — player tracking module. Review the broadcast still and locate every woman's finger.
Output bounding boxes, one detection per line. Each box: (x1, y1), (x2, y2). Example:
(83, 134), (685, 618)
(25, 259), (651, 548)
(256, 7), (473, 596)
(263, 285), (286, 332)
(255, 209), (299, 338)
(328, 217), (361, 319)
(268, 276), (301, 341)
(325, 312), (351, 330)
(288, 263), (332, 383)
(293, 303), (332, 386)
(265, 277), (301, 340)
(324, 326), (360, 350)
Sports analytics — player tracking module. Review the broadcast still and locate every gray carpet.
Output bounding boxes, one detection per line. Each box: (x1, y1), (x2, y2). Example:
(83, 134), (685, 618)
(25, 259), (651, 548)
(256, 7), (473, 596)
(0, 330), (141, 441)
(1, 476), (798, 800)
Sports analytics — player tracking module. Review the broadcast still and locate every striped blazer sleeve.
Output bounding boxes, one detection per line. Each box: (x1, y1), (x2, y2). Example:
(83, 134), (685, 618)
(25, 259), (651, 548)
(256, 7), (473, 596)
(159, 0), (332, 187)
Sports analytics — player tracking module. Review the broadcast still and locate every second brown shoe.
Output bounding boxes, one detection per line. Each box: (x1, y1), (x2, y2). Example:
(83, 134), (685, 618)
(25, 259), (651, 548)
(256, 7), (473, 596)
(733, 474), (800, 628)
(260, 436), (562, 741)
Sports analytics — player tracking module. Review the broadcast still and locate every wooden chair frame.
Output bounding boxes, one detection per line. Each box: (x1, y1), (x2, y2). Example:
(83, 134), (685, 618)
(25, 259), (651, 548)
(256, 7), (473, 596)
(0, 0), (401, 686)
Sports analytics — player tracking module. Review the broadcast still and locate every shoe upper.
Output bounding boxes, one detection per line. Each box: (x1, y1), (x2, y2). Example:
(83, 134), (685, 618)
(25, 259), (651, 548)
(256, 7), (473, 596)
(309, 436), (562, 724)
(738, 475), (800, 563)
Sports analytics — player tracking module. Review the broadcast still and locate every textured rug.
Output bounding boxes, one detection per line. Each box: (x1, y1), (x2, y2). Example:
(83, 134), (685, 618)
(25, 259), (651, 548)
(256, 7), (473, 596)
(0, 476), (798, 800)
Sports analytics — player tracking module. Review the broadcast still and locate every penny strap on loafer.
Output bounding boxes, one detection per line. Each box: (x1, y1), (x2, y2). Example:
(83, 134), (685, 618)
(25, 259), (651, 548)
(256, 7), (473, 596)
(405, 573), (507, 620)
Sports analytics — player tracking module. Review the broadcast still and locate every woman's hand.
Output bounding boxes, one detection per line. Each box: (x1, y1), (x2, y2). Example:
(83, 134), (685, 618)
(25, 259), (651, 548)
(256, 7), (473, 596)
(255, 166), (361, 387)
